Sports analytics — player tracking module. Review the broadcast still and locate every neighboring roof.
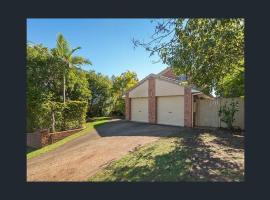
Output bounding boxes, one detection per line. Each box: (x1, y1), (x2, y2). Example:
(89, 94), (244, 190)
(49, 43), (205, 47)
(157, 67), (172, 76)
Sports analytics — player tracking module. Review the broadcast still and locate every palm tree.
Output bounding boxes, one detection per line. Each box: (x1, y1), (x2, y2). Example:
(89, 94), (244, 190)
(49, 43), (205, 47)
(55, 33), (91, 103)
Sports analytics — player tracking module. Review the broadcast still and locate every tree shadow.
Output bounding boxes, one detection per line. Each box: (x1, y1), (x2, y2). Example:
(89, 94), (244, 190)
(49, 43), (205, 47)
(211, 133), (244, 150)
(180, 132), (244, 181)
(92, 127), (244, 182)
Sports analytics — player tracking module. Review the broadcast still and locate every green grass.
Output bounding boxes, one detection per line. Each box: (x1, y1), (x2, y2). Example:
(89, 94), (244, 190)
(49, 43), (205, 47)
(89, 137), (193, 182)
(87, 117), (112, 122)
(89, 130), (244, 182)
(27, 119), (109, 160)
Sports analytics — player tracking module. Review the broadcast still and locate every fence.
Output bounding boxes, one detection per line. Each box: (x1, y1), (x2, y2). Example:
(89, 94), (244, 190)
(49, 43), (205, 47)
(195, 97), (244, 130)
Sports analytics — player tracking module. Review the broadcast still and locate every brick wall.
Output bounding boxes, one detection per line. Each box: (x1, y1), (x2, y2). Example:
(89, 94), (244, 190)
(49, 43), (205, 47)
(26, 129), (49, 148)
(162, 68), (177, 79)
(125, 92), (131, 120)
(148, 78), (157, 123)
(49, 128), (84, 143)
(184, 87), (192, 127)
(26, 128), (84, 148)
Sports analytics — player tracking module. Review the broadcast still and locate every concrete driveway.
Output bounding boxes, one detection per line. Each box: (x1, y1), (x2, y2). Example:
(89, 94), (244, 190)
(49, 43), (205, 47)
(27, 120), (183, 182)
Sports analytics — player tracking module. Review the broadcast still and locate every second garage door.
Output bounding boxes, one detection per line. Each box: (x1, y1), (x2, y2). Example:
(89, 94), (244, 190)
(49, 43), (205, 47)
(157, 96), (184, 126)
(131, 98), (149, 122)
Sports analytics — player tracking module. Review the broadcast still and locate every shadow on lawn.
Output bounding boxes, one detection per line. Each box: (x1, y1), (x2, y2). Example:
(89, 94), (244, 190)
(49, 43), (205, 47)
(180, 131), (244, 181)
(93, 128), (244, 182)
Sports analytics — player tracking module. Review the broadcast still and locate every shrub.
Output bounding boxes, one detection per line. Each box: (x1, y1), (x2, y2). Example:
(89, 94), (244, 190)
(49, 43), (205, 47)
(63, 101), (88, 130)
(27, 100), (88, 132)
(27, 101), (52, 132)
(218, 100), (239, 130)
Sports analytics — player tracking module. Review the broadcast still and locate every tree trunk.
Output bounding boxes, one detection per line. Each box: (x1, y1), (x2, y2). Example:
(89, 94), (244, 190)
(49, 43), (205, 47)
(63, 70), (66, 104)
(52, 111), (55, 133)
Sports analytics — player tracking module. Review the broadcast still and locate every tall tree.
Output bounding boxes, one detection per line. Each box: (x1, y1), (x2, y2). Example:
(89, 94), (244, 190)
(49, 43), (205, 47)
(86, 71), (113, 116)
(55, 33), (92, 103)
(27, 43), (91, 132)
(111, 71), (138, 115)
(133, 18), (244, 97)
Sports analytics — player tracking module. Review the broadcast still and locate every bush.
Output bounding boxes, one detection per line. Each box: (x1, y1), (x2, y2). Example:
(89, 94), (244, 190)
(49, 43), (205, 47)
(63, 101), (88, 130)
(27, 100), (88, 132)
(218, 100), (239, 130)
(27, 101), (52, 132)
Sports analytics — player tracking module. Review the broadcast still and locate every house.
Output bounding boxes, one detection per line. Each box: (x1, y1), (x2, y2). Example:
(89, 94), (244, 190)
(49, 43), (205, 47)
(124, 67), (211, 127)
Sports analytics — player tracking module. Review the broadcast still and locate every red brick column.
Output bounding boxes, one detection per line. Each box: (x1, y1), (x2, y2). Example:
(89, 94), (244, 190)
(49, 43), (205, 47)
(148, 78), (157, 123)
(125, 93), (131, 120)
(184, 87), (192, 127)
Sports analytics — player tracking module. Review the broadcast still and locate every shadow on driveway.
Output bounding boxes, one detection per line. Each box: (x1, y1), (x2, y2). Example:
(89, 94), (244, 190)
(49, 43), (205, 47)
(93, 120), (185, 137)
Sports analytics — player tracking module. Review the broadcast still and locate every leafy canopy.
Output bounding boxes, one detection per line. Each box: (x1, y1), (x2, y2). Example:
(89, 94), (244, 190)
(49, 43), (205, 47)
(111, 71), (138, 115)
(86, 70), (113, 117)
(27, 43), (91, 132)
(133, 18), (244, 97)
(54, 33), (91, 67)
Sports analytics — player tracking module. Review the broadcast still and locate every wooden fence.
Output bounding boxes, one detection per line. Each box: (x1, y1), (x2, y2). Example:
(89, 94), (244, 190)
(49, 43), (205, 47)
(195, 97), (244, 130)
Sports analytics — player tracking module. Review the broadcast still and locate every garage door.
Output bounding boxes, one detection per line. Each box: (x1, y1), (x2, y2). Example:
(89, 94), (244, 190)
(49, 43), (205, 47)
(157, 96), (184, 126)
(131, 98), (149, 122)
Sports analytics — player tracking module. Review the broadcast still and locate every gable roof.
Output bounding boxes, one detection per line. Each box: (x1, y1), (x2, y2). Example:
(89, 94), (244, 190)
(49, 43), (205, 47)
(124, 67), (212, 99)
(124, 73), (183, 95)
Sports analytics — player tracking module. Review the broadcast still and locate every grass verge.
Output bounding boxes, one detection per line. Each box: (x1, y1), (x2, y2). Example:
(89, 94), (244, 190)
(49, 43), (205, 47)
(27, 119), (109, 160)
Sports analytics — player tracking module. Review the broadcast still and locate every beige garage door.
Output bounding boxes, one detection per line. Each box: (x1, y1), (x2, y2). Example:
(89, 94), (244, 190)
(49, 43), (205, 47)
(157, 96), (184, 126)
(131, 98), (149, 122)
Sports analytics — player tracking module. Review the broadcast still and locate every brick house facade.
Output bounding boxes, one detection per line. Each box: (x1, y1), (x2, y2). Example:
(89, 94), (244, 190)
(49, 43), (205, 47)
(125, 67), (200, 127)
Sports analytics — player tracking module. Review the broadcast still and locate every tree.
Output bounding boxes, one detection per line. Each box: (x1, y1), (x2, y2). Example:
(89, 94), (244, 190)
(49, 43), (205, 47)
(66, 68), (91, 102)
(55, 33), (92, 103)
(111, 71), (138, 115)
(86, 70), (113, 117)
(27, 43), (91, 132)
(27, 44), (62, 132)
(133, 19), (244, 96)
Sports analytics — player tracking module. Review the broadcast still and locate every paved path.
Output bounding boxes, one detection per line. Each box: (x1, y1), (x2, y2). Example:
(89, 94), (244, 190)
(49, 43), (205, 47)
(27, 120), (182, 182)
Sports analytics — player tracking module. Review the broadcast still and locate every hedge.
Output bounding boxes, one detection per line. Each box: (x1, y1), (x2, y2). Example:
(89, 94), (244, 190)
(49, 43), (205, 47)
(27, 100), (88, 133)
(62, 101), (88, 130)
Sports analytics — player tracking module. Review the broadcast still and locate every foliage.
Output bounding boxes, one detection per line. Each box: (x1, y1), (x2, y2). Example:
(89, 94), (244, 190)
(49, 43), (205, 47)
(27, 98), (53, 132)
(218, 100), (239, 130)
(86, 71), (113, 117)
(27, 119), (109, 160)
(111, 70), (138, 115)
(54, 33), (92, 103)
(27, 100), (87, 133)
(215, 66), (244, 97)
(66, 68), (91, 102)
(27, 34), (138, 132)
(27, 40), (91, 132)
(62, 101), (88, 130)
(27, 44), (62, 102)
(133, 18), (244, 96)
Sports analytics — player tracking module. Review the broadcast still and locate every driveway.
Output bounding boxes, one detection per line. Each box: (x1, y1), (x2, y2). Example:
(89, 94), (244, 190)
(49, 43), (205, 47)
(27, 120), (183, 182)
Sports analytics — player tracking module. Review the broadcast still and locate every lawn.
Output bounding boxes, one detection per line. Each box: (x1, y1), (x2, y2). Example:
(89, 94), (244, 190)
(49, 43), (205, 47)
(89, 128), (244, 182)
(27, 119), (110, 160)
